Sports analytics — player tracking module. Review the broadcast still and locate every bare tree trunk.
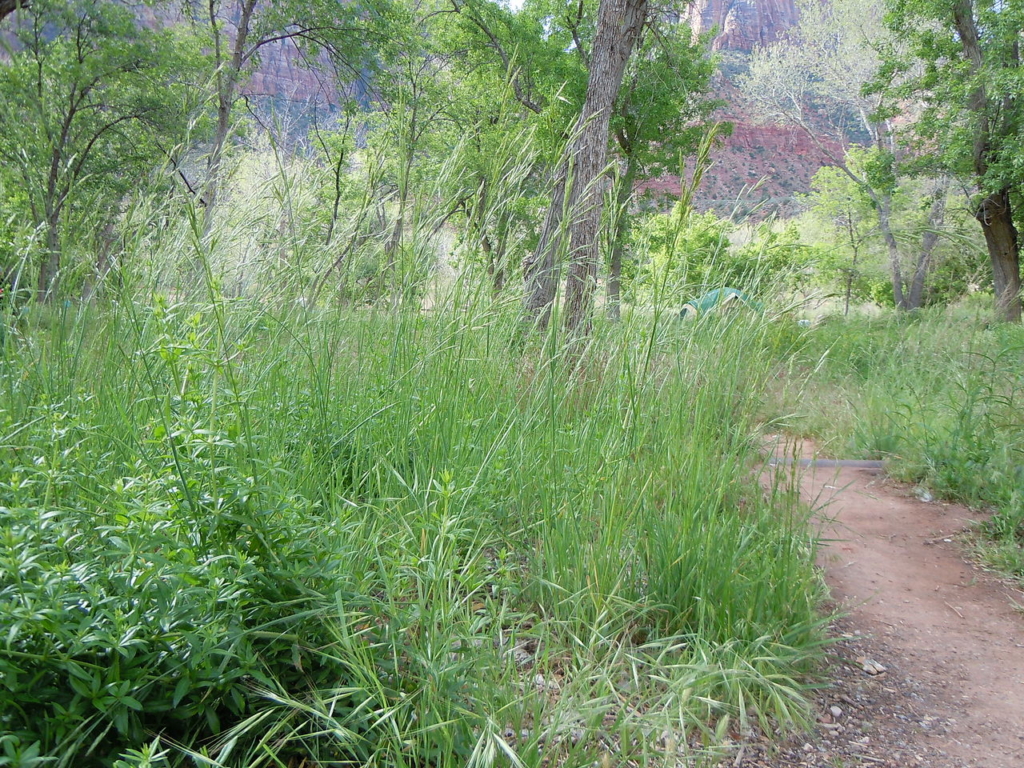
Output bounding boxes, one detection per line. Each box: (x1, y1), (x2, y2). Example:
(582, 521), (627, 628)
(522, 172), (567, 326)
(524, 0), (647, 337)
(907, 188), (947, 310)
(606, 160), (636, 322)
(203, 0), (258, 235)
(493, 243), (507, 295)
(977, 189), (1021, 322)
(483, 234), (507, 295)
(37, 215), (61, 301)
(875, 192), (908, 310)
(841, 211), (860, 316)
(83, 220), (117, 302)
(382, 195), (406, 305)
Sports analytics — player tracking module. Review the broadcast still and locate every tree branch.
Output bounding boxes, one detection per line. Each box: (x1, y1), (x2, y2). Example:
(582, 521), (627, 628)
(449, 0), (543, 114)
(566, 0), (590, 70)
(0, 0), (27, 24)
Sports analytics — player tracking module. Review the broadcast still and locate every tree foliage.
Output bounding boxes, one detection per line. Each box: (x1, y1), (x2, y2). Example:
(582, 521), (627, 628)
(0, 0), (201, 298)
(872, 0), (1023, 320)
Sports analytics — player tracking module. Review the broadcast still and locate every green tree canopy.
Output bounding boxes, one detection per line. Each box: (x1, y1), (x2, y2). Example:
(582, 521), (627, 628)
(872, 0), (1023, 320)
(0, 0), (202, 298)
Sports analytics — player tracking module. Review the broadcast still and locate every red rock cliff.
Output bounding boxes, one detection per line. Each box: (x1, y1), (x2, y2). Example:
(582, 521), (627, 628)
(672, 0), (841, 213)
(683, 0), (798, 51)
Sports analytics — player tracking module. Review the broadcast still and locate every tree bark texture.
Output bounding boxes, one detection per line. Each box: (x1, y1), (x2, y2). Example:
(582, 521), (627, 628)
(951, 0), (1022, 321)
(875, 193), (907, 310)
(0, 0), (25, 23)
(522, 172), (566, 326)
(977, 189), (1021, 322)
(606, 159), (636, 321)
(523, 0), (647, 336)
(37, 215), (61, 300)
(907, 188), (947, 310)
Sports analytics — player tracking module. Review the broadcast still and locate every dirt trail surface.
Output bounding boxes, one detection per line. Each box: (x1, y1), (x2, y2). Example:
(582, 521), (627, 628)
(743, 443), (1024, 768)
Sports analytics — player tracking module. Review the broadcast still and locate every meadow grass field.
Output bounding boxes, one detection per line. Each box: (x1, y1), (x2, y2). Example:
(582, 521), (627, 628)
(3, 0), (1023, 763)
(3, 209), (1023, 767)
(769, 304), (1024, 583)
(0, 270), (832, 767)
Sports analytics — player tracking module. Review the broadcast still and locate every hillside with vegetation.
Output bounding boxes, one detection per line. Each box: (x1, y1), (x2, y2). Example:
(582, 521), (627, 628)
(1, 0), (1022, 766)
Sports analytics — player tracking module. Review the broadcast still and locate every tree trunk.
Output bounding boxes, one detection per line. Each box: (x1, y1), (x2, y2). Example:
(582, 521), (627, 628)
(875, 192), (907, 310)
(0, 0), (25, 23)
(976, 188), (1021, 322)
(907, 188), (947, 310)
(522, 171), (567, 327)
(483, 233), (507, 295)
(203, 0), (258, 234)
(524, 0), (648, 337)
(37, 214), (61, 301)
(382, 194), (406, 305)
(83, 220), (117, 302)
(607, 160), (636, 321)
(842, 211), (859, 317)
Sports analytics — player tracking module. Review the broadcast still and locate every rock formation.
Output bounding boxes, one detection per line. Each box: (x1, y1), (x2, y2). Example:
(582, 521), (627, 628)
(682, 0), (798, 51)
(675, 0), (841, 213)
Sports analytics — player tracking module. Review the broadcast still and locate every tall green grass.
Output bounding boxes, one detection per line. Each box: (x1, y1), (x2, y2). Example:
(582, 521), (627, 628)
(0, 272), (826, 765)
(770, 304), (1024, 582)
(0, 118), (830, 766)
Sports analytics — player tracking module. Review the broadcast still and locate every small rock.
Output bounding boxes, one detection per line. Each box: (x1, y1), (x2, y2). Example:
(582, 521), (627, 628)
(857, 656), (887, 675)
(830, 705), (843, 718)
(512, 647), (533, 666)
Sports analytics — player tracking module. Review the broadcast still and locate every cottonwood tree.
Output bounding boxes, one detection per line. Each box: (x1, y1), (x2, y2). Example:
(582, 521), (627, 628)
(367, 2), (453, 304)
(741, 0), (938, 310)
(0, 0), (198, 299)
(435, 81), (544, 296)
(521, 0), (648, 337)
(872, 0), (1023, 321)
(605, 22), (719, 319)
(447, 0), (585, 137)
(437, 0), (583, 295)
(359, 0), (540, 304)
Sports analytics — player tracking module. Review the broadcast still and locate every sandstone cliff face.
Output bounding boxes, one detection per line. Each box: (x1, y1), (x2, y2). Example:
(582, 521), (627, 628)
(683, 0), (798, 52)
(676, 0), (832, 213)
(135, 5), (345, 110)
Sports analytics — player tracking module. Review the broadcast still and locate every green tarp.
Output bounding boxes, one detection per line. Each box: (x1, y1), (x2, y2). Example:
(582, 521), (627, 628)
(680, 288), (762, 319)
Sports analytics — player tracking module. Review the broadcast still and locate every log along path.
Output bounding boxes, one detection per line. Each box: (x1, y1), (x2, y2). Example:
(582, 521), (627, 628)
(748, 441), (1024, 768)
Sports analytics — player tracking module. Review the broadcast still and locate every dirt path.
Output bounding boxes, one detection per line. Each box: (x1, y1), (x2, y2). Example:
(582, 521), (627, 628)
(754, 444), (1024, 767)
